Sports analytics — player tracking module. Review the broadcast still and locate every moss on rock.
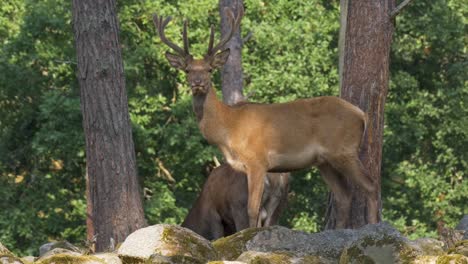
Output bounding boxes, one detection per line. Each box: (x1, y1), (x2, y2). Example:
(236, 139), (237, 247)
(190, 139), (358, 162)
(339, 233), (420, 264)
(0, 243), (13, 256)
(213, 227), (267, 260)
(235, 251), (329, 264)
(35, 253), (105, 264)
(118, 224), (217, 263)
(236, 251), (293, 264)
(0, 255), (25, 264)
(448, 240), (468, 257)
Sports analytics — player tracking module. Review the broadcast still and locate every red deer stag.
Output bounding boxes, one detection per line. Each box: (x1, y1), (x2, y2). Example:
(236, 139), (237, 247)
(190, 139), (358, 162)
(153, 5), (378, 228)
(182, 163), (289, 240)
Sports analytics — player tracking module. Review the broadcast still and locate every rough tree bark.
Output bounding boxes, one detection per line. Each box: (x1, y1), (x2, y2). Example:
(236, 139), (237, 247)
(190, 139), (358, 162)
(325, 0), (396, 229)
(219, 0), (245, 105)
(72, 0), (147, 251)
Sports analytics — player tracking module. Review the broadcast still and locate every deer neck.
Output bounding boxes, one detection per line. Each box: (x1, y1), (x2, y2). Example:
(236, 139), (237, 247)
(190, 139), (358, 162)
(192, 86), (230, 145)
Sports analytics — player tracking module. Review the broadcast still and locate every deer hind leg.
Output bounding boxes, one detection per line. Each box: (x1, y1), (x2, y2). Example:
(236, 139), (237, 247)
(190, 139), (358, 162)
(328, 154), (379, 224)
(318, 164), (351, 228)
(246, 166), (266, 228)
(262, 173), (289, 227)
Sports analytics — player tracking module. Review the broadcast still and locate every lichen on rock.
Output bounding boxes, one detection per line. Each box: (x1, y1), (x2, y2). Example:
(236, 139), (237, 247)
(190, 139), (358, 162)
(414, 254), (468, 264)
(35, 253), (105, 264)
(409, 238), (446, 256)
(0, 243), (13, 257)
(0, 255), (25, 264)
(448, 240), (468, 257)
(117, 224), (217, 263)
(339, 229), (420, 264)
(213, 227), (267, 260)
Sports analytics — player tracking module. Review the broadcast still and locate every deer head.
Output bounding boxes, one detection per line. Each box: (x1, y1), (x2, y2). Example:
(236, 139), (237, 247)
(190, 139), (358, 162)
(153, 5), (243, 95)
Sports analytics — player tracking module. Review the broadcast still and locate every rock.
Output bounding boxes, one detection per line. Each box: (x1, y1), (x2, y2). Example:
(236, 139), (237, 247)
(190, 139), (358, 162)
(0, 256), (24, 264)
(207, 260), (247, 264)
(456, 215), (468, 240)
(236, 251), (330, 264)
(35, 253), (105, 264)
(413, 254), (468, 264)
(117, 224), (217, 264)
(338, 225), (421, 264)
(0, 243), (12, 256)
(449, 240), (468, 257)
(39, 241), (82, 257)
(19, 256), (35, 264)
(38, 248), (82, 259)
(214, 223), (412, 262)
(409, 238), (445, 255)
(92, 253), (122, 264)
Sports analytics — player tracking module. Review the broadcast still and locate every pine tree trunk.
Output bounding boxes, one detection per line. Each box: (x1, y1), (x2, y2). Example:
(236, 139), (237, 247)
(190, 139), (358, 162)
(72, 0), (147, 251)
(219, 0), (245, 105)
(325, 0), (395, 229)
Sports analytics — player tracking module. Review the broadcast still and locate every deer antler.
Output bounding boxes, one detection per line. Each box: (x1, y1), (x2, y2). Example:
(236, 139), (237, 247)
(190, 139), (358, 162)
(153, 14), (190, 57)
(206, 3), (244, 57)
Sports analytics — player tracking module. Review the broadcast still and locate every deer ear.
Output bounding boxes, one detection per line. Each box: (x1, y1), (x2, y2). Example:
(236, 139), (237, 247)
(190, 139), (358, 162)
(165, 52), (186, 70)
(211, 49), (230, 69)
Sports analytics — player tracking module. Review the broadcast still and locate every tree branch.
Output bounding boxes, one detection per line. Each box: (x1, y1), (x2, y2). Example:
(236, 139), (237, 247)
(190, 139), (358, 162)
(390, 0), (415, 19)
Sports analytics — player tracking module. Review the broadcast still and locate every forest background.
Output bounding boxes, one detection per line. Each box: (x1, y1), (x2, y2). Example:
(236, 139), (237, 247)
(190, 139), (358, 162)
(0, 0), (466, 255)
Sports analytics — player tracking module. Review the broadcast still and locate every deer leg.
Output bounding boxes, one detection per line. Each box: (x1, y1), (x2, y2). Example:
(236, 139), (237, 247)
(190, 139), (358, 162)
(232, 205), (249, 232)
(263, 173), (289, 227)
(246, 166), (266, 228)
(329, 154), (379, 224)
(319, 164), (351, 228)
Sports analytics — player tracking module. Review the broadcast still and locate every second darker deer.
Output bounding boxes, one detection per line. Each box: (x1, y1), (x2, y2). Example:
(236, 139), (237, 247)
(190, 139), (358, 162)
(153, 5), (378, 228)
(182, 163), (289, 240)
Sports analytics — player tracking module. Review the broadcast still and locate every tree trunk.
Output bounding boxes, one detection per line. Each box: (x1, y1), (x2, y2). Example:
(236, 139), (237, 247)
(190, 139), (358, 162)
(219, 0), (245, 105)
(325, 0), (395, 229)
(72, 0), (147, 251)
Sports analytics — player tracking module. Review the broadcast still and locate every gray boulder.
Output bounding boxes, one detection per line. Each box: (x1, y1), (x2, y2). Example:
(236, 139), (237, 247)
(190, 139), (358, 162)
(117, 224), (217, 264)
(92, 253), (122, 264)
(456, 215), (468, 240)
(409, 238), (445, 256)
(39, 241), (82, 257)
(214, 223), (413, 261)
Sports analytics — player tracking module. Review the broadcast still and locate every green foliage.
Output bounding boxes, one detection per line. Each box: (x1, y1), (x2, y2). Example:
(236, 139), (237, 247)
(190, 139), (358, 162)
(0, 0), (466, 256)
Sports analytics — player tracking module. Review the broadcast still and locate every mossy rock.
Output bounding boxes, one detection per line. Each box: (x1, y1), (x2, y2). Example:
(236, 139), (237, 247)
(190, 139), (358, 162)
(339, 233), (420, 264)
(118, 224), (217, 263)
(448, 240), (468, 257)
(409, 238), (445, 256)
(35, 253), (105, 264)
(20, 256), (36, 264)
(236, 251), (294, 264)
(207, 261), (246, 264)
(39, 241), (82, 257)
(92, 253), (122, 264)
(0, 243), (13, 256)
(235, 251), (331, 264)
(0, 255), (25, 264)
(213, 227), (267, 260)
(413, 254), (468, 264)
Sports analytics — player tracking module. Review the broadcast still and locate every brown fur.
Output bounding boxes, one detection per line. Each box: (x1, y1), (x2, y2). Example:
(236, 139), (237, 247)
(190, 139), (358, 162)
(154, 7), (378, 229)
(182, 163), (289, 240)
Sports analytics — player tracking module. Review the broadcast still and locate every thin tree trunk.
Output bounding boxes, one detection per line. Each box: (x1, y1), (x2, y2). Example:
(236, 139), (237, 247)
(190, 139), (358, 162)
(72, 0), (146, 251)
(326, 0), (395, 229)
(219, 0), (245, 105)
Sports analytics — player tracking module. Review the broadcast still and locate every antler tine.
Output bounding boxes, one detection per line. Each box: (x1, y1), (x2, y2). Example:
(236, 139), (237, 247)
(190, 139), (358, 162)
(152, 14), (187, 56)
(207, 25), (215, 54)
(207, 8), (236, 56)
(183, 20), (190, 55)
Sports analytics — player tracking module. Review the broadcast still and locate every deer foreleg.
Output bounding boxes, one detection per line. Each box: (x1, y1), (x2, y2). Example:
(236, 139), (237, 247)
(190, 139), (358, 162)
(246, 166), (266, 228)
